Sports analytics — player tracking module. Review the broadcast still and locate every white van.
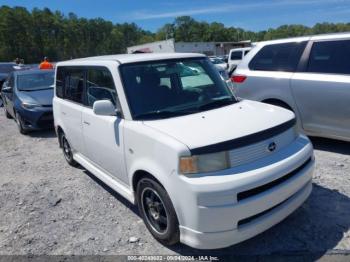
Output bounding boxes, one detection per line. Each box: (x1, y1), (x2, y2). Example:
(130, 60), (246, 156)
(232, 33), (350, 142)
(53, 53), (314, 249)
(228, 47), (252, 74)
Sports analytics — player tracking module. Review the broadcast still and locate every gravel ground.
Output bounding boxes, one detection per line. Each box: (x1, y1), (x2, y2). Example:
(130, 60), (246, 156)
(0, 109), (350, 259)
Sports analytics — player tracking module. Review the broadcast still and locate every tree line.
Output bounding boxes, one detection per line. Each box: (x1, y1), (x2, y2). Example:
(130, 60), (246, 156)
(1, 6), (350, 63)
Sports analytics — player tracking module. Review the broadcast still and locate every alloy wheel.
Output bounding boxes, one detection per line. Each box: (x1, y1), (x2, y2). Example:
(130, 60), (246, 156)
(141, 187), (169, 235)
(62, 135), (73, 162)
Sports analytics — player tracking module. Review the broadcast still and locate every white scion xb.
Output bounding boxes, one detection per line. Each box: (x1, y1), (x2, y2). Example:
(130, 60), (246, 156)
(53, 53), (314, 249)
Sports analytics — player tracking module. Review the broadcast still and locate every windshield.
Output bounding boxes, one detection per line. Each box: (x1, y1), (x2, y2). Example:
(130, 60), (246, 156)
(17, 72), (54, 91)
(210, 58), (225, 64)
(120, 57), (236, 120)
(0, 64), (15, 74)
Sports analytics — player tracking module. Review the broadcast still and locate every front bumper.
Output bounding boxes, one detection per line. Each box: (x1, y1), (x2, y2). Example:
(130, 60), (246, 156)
(171, 135), (314, 249)
(17, 106), (53, 130)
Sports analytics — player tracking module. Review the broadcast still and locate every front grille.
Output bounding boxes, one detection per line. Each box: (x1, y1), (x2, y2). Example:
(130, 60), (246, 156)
(237, 157), (312, 202)
(229, 127), (297, 167)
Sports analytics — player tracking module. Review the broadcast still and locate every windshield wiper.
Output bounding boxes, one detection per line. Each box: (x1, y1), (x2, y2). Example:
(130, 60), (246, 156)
(197, 97), (236, 111)
(20, 87), (53, 92)
(134, 109), (194, 120)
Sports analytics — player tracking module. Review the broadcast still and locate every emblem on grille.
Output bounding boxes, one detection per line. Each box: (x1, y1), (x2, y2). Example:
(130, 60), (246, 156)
(267, 142), (277, 152)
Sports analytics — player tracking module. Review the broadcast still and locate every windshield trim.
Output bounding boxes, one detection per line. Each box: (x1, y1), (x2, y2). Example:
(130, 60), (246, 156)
(119, 57), (236, 121)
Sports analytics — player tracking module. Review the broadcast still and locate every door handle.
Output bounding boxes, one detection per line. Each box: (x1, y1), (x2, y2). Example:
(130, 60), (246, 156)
(61, 111), (67, 115)
(83, 121), (90, 125)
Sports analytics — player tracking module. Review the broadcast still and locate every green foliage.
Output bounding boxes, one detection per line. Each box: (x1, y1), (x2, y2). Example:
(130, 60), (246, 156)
(1, 6), (350, 63)
(0, 6), (153, 63)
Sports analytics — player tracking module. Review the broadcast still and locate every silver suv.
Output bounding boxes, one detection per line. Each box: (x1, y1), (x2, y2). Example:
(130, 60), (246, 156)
(232, 33), (350, 142)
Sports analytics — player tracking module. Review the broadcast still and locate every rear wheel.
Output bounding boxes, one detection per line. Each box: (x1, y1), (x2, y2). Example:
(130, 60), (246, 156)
(59, 132), (78, 167)
(137, 177), (179, 246)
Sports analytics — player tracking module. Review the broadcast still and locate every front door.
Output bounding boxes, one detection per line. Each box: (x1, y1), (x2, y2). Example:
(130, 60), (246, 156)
(81, 67), (128, 185)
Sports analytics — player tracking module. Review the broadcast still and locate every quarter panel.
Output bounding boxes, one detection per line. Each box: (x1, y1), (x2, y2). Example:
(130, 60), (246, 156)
(53, 97), (84, 153)
(123, 120), (190, 223)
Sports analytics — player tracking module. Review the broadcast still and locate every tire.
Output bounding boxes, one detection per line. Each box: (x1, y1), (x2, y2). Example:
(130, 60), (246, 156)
(137, 177), (180, 246)
(15, 112), (28, 134)
(59, 132), (79, 167)
(4, 106), (12, 119)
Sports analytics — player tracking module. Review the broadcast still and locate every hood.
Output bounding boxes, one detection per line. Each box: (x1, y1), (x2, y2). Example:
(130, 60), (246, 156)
(143, 100), (295, 151)
(17, 88), (54, 106)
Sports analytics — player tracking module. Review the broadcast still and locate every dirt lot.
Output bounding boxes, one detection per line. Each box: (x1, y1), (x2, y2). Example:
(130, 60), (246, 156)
(0, 109), (350, 259)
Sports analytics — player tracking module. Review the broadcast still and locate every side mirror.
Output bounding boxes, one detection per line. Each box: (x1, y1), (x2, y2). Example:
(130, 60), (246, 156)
(93, 100), (117, 116)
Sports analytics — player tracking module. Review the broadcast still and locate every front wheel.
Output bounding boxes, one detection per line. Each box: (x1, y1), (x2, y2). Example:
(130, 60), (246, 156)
(15, 113), (28, 134)
(4, 106), (12, 119)
(137, 177), (180, 246)
(59, 132), (78, 167)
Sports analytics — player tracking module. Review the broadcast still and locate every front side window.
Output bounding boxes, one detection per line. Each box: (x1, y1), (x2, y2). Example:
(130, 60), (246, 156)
(120, 58), (236, 120)
(230, 51), (242, 60)
(249, 42), (306, 72)
(307, 40), (350, 74)
(86, 68), (117, 107)
(17, 72), (54, 91)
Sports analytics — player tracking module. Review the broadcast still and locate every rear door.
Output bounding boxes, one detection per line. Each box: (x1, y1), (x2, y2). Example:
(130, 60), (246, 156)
(81, 67), (128, 185)
(56, 67), (85, 154)
(291, 39), (350, 139)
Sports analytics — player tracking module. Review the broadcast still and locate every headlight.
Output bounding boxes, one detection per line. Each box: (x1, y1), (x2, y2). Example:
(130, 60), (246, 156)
(179, 151), (230, 174)
(21, 102), (39, 109)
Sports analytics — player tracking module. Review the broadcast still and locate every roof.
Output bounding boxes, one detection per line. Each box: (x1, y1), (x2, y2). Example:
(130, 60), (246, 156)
(230, 47), (252, 51)
(257, 32), (350, 46)
(57, 52), (205, 66)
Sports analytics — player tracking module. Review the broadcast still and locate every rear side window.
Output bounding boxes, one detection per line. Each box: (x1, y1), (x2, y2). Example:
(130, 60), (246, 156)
(307, 40), (350, 74)
(55, 67), (85, 104)
(56, 67), (64, 98)
(86, 68), (117, 107)
(65, 69), (85, 103)
(249, 42), (306, 72)
(230, 51), (242, 60)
